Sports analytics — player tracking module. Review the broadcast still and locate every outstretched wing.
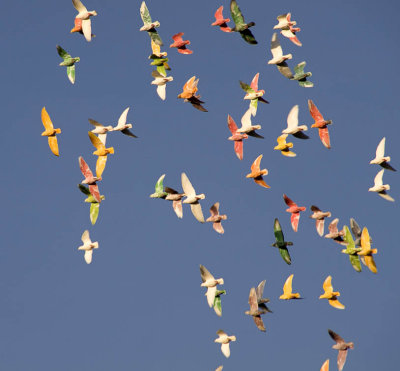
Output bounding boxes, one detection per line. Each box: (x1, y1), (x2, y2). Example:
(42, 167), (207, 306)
(273, 218), (284, 243)
(140, 1), (152, 24)
(56, 45), (71, 60)
(41, 107), (54, 130)
(240, 29), (257, 45)
(239, 81), (254, 94)
(308, 99), (324, 122)
(230, 0), (245, 27)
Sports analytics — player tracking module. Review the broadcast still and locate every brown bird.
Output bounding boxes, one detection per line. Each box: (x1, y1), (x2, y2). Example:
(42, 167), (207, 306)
(245, 287), (267, 332)
(206, 202), (227, 234)
(328, 329), (354, 371)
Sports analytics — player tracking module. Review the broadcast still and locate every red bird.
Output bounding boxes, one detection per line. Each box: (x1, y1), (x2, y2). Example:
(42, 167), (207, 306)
(308, 99), (332, 149)
(211, 6), (232, 32)
(283, 194), (306, 232)
(79, 156), (102, 203)
(227, 114), (248, 160)
(170, 32), (193, 54)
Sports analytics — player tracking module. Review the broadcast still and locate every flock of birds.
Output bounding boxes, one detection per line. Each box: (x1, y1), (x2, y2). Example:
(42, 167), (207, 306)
(38, 1), (396, 370)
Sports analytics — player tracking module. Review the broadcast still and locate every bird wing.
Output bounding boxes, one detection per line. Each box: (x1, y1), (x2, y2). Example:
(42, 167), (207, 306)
(41, 107), (54, 130)
(343, 226), (355, 250)
(81, 229), (90, 244)
(96, 155), (107, 178)
(293, 61), (306, 77)
(213, 222), (224, 234)
(56, 45), (71, 60)
(81, 19), (92, 42)
(308, 99), (324, 122)
(320, 359), (329, 371)
(151, 38), (160, 55)
(234, 140), (243, 160)
(88, 131), (104, 150)
(230, 0), (245, 27)
(200, 264), (214, 282)
(48, 136), (59, 156)
(328, 329), (344, 344)
(316, 219), (325, 237)
(349, 218), (361, 240)
(248, 287), (258, 312)
(349, 253), (362, 272)
(221, 343), (230, 358)
(154, 174), (166, 193)
(67, 65), (75, 84)
(190, 203), (205, 223)
(117, 107), (130, 128)
(277, 62), (294, 79)
(172, 200), (183, 219)
(318, 127), (331, 149)
(84, 250), (93, 264)
(256, 280), (266, 300)
(88, 184), (101, 203)
(209, 202), (219, 217)
(364, 255), (377, 274)
(322, 276), (333, 295)
(254, 176), (270, 188)
(276, 134), (288, 146)
(156, 84), (166, 100)
(227, 115), (239, 134)
(375, 137), (386, 158)
(140, 1), (152, 24)
(360, 227), (371, 252)
(250, 154), (262, 173)
(329, 218), (339, 234)
(273, 218), (284, 243)
(283, 274), (294, 296)
(290, 212), (300, 232)
(270, 33), (283, 58)
(286, 105), (299, 130)
(279, 247), (292, 265)
(149, 31), (163, 47)
(240, 107), (252, 129)
(239, 81), (254, 94)
(181, 172), (196, 197)
(79, 156), (94, 178)
(337, 350), (348, 371)
(250, 72), (259, 91)
(182, 76), (197, 95)
(373, 169), (384, 186)
(88, 119), (103, 128)
(253, 315), (266, 332)
(213, 295), (222, 317)
(72, 0), (88, 13)
(78, 184), (91, 196)
(329, 298), (345, 310)
(283, 194), (296, 207)
(172, 32), (184, 43)
(90, 203), (100, 225)
(206, 286), (217, 307)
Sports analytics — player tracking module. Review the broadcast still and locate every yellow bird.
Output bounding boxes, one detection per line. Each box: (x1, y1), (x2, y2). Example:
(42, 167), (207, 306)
(41, 107), (61, 156)
(320, 359), (329, 371)
(88, 131), (114, 178)
(358, 227), (378, 274)
(279, 274), (301, 300)
(274, 134), (296, 157)
(319, 276), (345, 309)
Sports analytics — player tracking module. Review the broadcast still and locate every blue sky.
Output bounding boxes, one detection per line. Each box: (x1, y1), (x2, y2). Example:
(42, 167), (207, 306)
(1, 0), (400, 370)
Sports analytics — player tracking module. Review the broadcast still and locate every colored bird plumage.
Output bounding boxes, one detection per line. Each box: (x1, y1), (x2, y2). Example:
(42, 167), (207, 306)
(56, 45), (80, 84)
(325, 218), (345, 244)
(271, 218), (293, 265)
(246, 155), (270, 188)
(308, 99), (332, 149)
(328, 329), (354, 371)
(88, 131), (114, 178)
(245, 287), (267, 332)
(358, 227), (378, 273)
(71, 0), (97, 42)
(41, 107), (61, 156)
(319, 276), (345, 309)
(342, 226), (362, 272)
(78, 184), (105, 225)
(274, 134), (296, 157)
(283, 194), (306, 232)
(239, 73), (269, 116)
(227, 114), (248, 160)
(229, 0), (257, 44)
(206, 202), (227, 234)
(310, 205), (332, 237)
(78, 156), (102, 203)
(212, 6), (232, 33)
(279, 274), (301, 300)
(292, 61), (313, 87)
(149, 174), (167, 199)
(273, 13), (302, 46)
(170, 32), (192, 54)
(164, 186), (185, 219)
(178, 76), (207, 112)
(268, 33), (292, 65)
(139, 1), (163, 46)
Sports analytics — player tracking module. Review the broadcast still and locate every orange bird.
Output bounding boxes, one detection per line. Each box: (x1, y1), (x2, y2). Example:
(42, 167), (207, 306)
(178, 76), (207, 112)
(308, 99), (332, 149)
(170, 32), (193, 54)
(283, 194), (306, 232)
(41, 107), (61, 156)
(246, 155), (270, 188)
(211, 6), (232, 32)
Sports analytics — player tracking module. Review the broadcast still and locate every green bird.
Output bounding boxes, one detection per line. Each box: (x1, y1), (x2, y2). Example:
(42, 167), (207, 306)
(271, 218), (293, 265)
(342, 226), (362, 272)
(149, 174), (168, 198)
(230, 0), (257, 45)
(78, 184), (105, 225)
(212, 289), (226, 317)
(291, 61), (313, 88)
(149, 56), (170, 77)
(140, 1), (163, 46)
(56, 45), (80, 84)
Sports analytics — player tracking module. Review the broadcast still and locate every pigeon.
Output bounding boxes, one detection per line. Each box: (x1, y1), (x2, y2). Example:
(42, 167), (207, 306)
(274, 134), (296, 157)
(291, 61), (313, 87)
(283, 194), (306, 232)
(78, 156), (102, 203)
(149, 174), (168, 199)
(211, 6), (232, 32)
(358, 227), (377, 273)
(200, 265), (224, 308)
(139, 1), (163, 46)
(319, 276), (345, 309)
(88, 118), (113, 139)
(88, 132), (114, 178)
(268, 33), (292, 65)
(56, 45), (80, 84)
(342, 226), (362, 272)
(246, 155), (270, 188)
(151, 71), (173, 101)
(255, 280), (272, 313)
(273, 13), (302, 46)
(212, 289), (226, 317)
(78, 184), (104, 225)
(328, 329), (354, 371)
(310, 206), (332, 236)
(271, 218), (293, 265)
(206, 202), (227, 234)
(308, 99), (332, 149)
(279, 274), (301, 300)
(325, 218), (345, 244)
(227, 114), (248, 160)
(368, 169), (394, 202)
(170, 32), (193, 54)
(178, 76), (207, 112)
(245, 287), (267, 332)
(181, 172), (205, 223)
(282, 105), (309, 139)
(370, 137), (396, 171)
(237, 107), (263, 138)
(41, 107), (61, 156)
(149, 39), (170, 76)
(78, 230), (99, 264)
(112, 107), (138, 138)
(71, 0), (97, 42)
(239, 73), (269, 116)
(164, 187), (185, 219)
(214, 330), (236, 358)
(229, 0), (257, 44)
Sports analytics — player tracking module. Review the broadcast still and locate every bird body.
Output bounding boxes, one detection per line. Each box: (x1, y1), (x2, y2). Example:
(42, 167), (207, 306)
(139, 1), (163, 45)
(181, 172), (205, 223)
(238, 108), (263, 138)
(214, 330), (236, 358)
(200, 265), (224, 308)
(246, 155), (270, 188)
(170, 32), (192, 54)
(308, 99), (332, 149)
(358, 227), (377, 273)
(78, 230), (99, 264)
(342, 226), (362, 272)
(272, 218), (293, 265)
(274, 134), (296, 157)
(56, 45), (80, 84)
(325, 218), (345, 244)
(206, 202), (227, 234)
(229, 0), (257, 44)
(41, 107), (61, 156)
(212, 6), (232, 32)
(368, 169), (394, 201)
(79, 156), (101, 203)
(319, 276), (345, 309)
(370, 137), (396, 170)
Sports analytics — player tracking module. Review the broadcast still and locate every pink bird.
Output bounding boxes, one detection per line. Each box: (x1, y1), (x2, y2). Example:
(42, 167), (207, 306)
(227, 114), (248, 160)
(283, 194), (306, 232)
(308, 99), (332, 149)
(170, 32), (193, 54)
(206, 202), (228, 234)
(79, 156), (102, 203)
(211, 6), (232, 33)
(310, 205), (332, 237)
(273, 13), (302, 46)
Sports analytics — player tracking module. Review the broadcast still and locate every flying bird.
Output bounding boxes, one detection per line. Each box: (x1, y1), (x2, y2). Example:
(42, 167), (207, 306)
(200, 265), (224, 308)
(151, 71), (174, 101)
(88, 118), (113, 139)
(310, 205), (332, 236)
(255, 280), (272, 313)
(164, 186), (185, 219)
(274, 134), (296, 157)
(291, 61), (313, 87)
(328, 329), (354, 371)
(283, 194), (306, 232)
(41, 107), (61, 156)
(239, 73), (269, 116)
(273, 13), (302, 46)
(149, 39), (170, 76)
(308, 99), (332, 149)
(77, 230), (99, 264)
(245, 287), (267, 332)
(214, 330), (236, 358)
(358, 227), (377, 273)
(149, 174), (168, 199)
(170, 32), (193, 54)
(56, 45), (80, 84)
(139, 1), (163, 46)
(229, 0), (257, 44)
(246, 155), (270, 188)
(88, 132), (114, 178)
(342, 226), (362, 272)
(211, 6), (232, 33)
(206, 202), (227, 234)
(212, 289), (226, 317)
(271, 218), (293, 265)
(78, 156), (102, 203)
(71, 0), (97, 42)
(368, 169), (394, 202)
(112, 107), (138, 138)
(178, 76), (207, 112)
(237, 108), (263, 138)
(181, 172), (205, 223)
(282, 105), (309, 139)
(325, 218), (345, 244)
(268, 33), (292, 65)
(319, 276), (345, 309)
(279, 274), (301, 300)
(78, 184), (105, 225)
(370, 137), (396, 171)
(227, 114), (248, 160)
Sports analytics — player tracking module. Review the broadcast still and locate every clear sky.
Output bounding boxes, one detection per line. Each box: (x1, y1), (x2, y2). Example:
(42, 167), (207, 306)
(1, 0), (400, 370)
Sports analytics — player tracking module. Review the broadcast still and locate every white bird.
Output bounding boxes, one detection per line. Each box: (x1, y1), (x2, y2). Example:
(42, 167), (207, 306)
(268, 33), (292, 65)
(237, 107), (263, 138)
(181, 172), (205, 223)
(282, 105), (309, 139)
(88, 118), (113, 140)
(72, 0), (97, 42)
(368, 169), (394, 202)
(214, 330), (236, 358)
(200, 265), (224, 308)
(112, 107), (138, 138)
(370, 137), (396, 171)
(151, 71), (174, 101)
(77, 230), (99, 264)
